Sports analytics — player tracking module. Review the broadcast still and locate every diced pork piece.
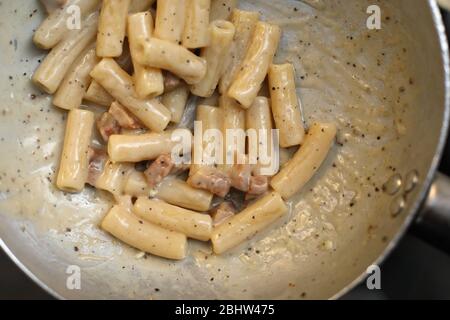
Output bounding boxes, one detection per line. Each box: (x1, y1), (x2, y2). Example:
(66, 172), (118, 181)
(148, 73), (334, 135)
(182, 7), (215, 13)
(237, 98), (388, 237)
(97, 112), (120, 142)
(87, 147), (108, 186)
(230, 163), (253, 192)
(109, 102), (142, 129)
(248, 175), (269, 195)
(163, 71), (182, 92)
(144, 154), (174, 188)
(210, 202), (236, 227)
(188, 167), (231, 198)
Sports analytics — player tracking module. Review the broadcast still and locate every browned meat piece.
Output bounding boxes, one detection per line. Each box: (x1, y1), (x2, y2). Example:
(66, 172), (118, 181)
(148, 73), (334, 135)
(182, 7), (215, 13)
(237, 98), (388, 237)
(210, 202), (236, 227)
(144, 154), (174, 188)
(163, 71), (182, 92)
(248, 175), (269, 195)
(109, 102), (142, 129)
(87, 147), (108, 186)
(187, 167), (231, 198)
(97, 112), (120, 142)
(230, 163), (253, 192)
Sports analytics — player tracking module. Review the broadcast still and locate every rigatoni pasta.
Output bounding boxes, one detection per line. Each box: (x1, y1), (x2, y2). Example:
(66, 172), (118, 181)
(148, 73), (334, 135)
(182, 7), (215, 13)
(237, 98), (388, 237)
(210, 0), (237, 21)
(95, 161), (133, 196)
(133, 197), (213, 241)
(108, 131), (191, 163)
(101, 205), (187, 260)
(96, 0), (130, 58)
(190, 104), (223, 175)
(154, 0), (187, 43)
(156, 177), (213, 212)
(56, 109), (95, 192)
(34, 0), (100, 49)
(190, 20), (235, 97)
(219, 9), (260, 94)
(246, 96), (274, 175)
(271, 123), (337, 199)
(53, 46), (99, 110)
(228, 22), (281, 108)
(84, 80), (114, 107)
(182, 0), (211, 49)
(220, 95), (245, 168)
(211, 192), (287, 254)
(33, 12), (98, 94)
(90, 58), (171, 132)
(128, 12), (164, 98)
(268, 63), (305, 147)
(135, 37), (207, 85)
(32, 0), (339, 261)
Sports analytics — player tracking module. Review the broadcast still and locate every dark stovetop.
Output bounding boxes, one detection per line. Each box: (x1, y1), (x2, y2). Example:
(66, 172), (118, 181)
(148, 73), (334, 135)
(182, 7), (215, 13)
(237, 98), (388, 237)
(1, 11), (450, 301)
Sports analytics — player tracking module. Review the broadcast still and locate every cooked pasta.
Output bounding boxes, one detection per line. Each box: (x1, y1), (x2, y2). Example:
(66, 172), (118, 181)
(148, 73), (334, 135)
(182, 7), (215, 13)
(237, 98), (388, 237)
(31, 0), (337, 261)
(96, 0), (130, 58)
(190, 20), (235, 97)
(228, 22), (281, 108)
(182, 0), (211, 49)
(268, 63), (305, 147)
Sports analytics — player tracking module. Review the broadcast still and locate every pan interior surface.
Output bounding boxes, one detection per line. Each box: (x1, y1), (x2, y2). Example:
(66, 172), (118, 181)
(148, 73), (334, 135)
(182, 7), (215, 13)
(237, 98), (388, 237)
(0, 0), (447, 299)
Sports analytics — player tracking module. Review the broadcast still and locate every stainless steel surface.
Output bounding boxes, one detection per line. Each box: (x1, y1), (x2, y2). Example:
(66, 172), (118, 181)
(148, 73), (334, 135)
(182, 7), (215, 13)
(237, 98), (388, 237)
(0, 0), (449, 299)
(335, 0), (450, 299)
(414, 173), (450, 252)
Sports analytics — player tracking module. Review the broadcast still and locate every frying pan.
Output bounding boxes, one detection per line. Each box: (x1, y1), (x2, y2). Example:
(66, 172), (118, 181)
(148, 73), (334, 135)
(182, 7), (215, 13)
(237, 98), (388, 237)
(0, 0), (449, 300)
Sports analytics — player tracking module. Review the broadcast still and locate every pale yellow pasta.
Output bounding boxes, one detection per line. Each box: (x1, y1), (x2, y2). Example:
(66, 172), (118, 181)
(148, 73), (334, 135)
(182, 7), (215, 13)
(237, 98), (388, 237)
(191, 104), (223, 175)
(279, 147), (295, 168)
(268, 64), (305, 147)
(123, 170), (152, 197)
(182, 0), (211, 49)
(101, 205), (187, 260)
(129, 0), (155, 13)
(211, 192), (288, 254)
(84, 80), (114, 107)
(228, 22), (281, 108)
(128, 12), (164, 99)
(33, 13), (98, 94)
(33, 0), (100, 49)
(135, 38), (207, 85)
(56, 109), (94, 192)
(219, 9), (260, 94)
(271, 123), (337, 199)
(156, 177), (213, 212)
(133, 197), (213, 241)
(90, 58), (171, 132)
(161, 84), (190, 123)
(96, 0), (130, 58)
(108, 131), (192, 163)
(124, 173), (212, 211)
(154, 0), (187, 43)
(220, 95), (245, 169)
(246, 97), (274, 175)
(95, 161), (133, 196)
(53, 46), (99, 110)
(191, 20), (235, 97)
(210, 0), (237, 21)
